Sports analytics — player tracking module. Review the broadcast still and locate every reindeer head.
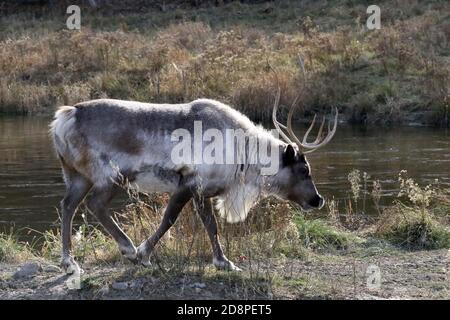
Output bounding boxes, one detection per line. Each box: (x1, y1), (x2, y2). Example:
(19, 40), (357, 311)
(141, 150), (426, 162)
(270, 72), (338, 211)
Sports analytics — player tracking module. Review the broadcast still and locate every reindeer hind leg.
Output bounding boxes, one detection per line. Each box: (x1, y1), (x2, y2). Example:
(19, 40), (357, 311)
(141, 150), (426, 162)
(60, 162), (92, 274)
(86, 183), (138, 263)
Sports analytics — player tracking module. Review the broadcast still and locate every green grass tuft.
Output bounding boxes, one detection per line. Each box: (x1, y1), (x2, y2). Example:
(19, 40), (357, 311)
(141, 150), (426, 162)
(294, 214), (359, 251)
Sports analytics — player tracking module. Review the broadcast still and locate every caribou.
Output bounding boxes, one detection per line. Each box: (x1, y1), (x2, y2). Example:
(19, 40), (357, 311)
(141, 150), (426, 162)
(50, 89), (338, 274)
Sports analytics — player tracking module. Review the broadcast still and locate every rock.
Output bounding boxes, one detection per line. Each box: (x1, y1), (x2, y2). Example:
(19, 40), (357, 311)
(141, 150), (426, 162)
(50, 286), (66, 295)
(111, 282), (129, 290)
(13, 262), (42, 279)
(191, 282), (206, 289)
(195, 287), (202, 293)
(43, 265), (61, 273)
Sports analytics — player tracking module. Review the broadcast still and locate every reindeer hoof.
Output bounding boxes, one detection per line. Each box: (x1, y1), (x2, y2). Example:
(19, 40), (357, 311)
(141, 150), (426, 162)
(120, 245), (138, 264)
(213, 257), (242, 272)
(137, 255), (152, 268)
(136, 243), (152, 267)
(61, 257), (82, 275)
(139, 259), (152, 268)
(124, 255), (139, 265)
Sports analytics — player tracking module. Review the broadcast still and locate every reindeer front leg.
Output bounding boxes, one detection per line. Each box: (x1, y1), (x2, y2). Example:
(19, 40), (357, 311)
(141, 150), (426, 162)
(193, 197), (241, 271)
(136, 187), (193, 266)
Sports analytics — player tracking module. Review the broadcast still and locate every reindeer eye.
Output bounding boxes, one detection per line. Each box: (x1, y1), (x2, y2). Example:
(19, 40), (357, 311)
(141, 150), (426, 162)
(299, 166), (308, 176)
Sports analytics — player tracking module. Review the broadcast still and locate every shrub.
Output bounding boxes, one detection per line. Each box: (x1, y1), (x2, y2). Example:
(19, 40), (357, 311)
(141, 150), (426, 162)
(375, 172), (450, 250)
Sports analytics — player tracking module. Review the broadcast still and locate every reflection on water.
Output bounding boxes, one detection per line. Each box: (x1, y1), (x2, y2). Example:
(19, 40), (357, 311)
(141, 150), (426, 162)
(0, 117), (449, 238)
(0, 117), (65, 236)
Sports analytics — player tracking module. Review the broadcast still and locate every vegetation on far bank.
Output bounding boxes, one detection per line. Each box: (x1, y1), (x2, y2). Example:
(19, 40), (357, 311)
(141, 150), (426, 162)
(0, 0), (449, 126)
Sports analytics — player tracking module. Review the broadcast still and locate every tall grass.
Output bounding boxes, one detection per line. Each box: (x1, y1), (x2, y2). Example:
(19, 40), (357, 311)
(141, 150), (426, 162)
(0, 232), (36, 263)
(0, 167), (449, 300)
(2, 168), (449, 269)
(328, 168), (450, 249)
(374, 171), (450, 249)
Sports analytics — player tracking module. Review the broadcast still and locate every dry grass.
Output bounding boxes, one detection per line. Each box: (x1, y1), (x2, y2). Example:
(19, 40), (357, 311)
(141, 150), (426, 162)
(0, 0), (448, 125)
(375, 202), (450, 250)
(374, 173), (450, 250)
(29, 182), (305, 277)
(3, 168), (449, 269)
(0, 232), (36, 263)
(1, 167), (449, 300)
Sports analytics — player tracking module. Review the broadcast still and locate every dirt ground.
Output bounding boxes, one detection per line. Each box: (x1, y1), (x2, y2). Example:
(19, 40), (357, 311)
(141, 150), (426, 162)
(1, 241), (449, 300)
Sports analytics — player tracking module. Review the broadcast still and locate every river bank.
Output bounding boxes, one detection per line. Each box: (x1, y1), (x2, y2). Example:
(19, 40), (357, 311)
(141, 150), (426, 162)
(0, 0), (449, 126)
(1, 241), (449, 300)
(1, 179), (449, 300)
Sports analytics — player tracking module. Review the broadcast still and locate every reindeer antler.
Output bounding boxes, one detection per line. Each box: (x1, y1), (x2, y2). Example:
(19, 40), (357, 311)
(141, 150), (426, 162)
(270, 56), (338, 153)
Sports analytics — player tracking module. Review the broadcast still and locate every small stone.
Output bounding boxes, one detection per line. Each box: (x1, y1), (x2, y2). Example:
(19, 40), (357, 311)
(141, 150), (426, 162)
(13, 262), (42, 279)
(43, 265), (61, 273)
(50, 286), (66, 295)
(195, 287), (202, 293)
(191, 282), (206, 289)
(111, 282), (129, 290)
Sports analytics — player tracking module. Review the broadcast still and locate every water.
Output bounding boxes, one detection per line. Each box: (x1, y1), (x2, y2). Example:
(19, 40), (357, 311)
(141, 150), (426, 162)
(306, 125), (450, 205)
(0, 117), (449, 238)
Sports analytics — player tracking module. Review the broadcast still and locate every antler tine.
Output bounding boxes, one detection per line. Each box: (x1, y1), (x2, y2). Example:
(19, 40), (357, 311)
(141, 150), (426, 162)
(285, 55), (328, 151)
(302, 107), (338, 153)
(301, 114), (317, 146)
(268, 57), (338, 152)
(277, 122), (288, 130)
(268, 61), (295, 145)
(286, 94), (301, 146)
(320, 107), (338, 145)
(285, 99), (330, 151)
(272, 84), (294, 145)
(313, 116), (326, 144)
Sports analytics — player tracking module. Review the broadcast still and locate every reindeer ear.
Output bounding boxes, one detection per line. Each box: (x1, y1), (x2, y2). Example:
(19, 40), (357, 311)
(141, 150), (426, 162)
(282, 144), (297, 166)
